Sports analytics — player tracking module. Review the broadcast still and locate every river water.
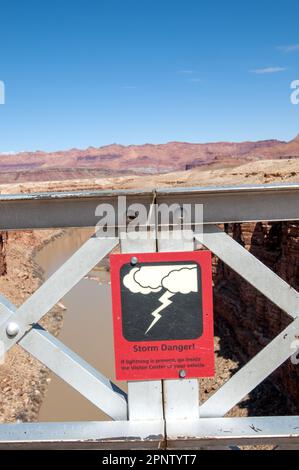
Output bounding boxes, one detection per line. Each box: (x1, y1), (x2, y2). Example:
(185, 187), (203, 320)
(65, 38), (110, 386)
(37, 229), (127, 422)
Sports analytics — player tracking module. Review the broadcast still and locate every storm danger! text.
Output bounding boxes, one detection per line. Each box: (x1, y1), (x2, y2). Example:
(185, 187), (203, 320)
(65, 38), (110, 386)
(133, 343), (196, 353)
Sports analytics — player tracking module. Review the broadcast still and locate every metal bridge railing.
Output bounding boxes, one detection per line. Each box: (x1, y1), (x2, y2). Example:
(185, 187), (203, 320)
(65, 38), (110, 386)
(0, 183), (298, 449)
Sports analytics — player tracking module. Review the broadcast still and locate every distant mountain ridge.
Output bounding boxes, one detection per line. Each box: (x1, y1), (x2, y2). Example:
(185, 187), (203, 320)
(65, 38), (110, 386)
(0, 136), (298, 184)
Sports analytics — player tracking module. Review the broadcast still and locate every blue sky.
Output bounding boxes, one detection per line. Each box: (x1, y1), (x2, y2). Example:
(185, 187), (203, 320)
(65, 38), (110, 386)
(0, 0), (298, 152)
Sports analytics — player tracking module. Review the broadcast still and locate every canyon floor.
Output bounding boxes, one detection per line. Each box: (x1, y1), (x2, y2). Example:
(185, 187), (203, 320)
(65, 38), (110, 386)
(0, 157), (298, 450)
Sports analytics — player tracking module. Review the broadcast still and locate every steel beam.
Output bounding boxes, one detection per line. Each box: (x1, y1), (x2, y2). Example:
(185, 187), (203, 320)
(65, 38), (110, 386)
(1, 416), (298, 449)
(166, 416), (299, 448)
(156, 183), (299, 225)
(0, 183), (298, 230)
(0, 420), (165, 450)
(0, 189), (153, 231)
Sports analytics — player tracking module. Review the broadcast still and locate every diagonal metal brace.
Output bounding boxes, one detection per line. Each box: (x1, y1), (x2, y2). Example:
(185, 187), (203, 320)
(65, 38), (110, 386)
(196, 225), (299, 319)
(0, 294), (127, 420)
(0, 236), (118, 353)
(200, 317), (299, 417)
(21, 325), (127, 421)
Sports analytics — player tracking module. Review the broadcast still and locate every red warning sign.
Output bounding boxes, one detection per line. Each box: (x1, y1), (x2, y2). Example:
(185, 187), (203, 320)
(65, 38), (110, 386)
(110, 251), (214, 381)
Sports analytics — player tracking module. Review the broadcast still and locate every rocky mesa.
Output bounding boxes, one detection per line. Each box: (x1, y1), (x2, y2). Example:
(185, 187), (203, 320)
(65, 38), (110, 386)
(1, 135), (299, 183)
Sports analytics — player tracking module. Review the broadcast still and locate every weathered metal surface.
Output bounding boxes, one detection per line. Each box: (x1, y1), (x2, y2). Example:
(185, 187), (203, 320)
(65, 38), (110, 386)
(166, 416), (299, 448)
(0, 183), (298, 230)
(0, 189), (154, 231)
(156, 183), (299, 224)
(0, 421), (165, 450)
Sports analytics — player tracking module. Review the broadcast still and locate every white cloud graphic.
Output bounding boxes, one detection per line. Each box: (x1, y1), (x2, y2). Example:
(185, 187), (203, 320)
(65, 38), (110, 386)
(123, 264), (198, 295)
(162, 267), (197, 294)
(123, 267), (161, 294)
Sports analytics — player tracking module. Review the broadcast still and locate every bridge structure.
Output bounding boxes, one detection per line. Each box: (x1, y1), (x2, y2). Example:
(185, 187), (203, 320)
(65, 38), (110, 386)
(0, 182), (299, 449)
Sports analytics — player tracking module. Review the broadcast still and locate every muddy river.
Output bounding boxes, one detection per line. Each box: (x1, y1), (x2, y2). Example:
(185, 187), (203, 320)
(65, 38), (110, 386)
(37, 229), (127, 422)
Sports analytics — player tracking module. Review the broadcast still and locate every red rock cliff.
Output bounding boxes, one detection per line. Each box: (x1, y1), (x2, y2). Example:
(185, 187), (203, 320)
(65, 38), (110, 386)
(213, 221), (299, 411)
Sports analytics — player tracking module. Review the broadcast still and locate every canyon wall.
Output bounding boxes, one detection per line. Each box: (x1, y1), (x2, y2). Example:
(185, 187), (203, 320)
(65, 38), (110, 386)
(213, 221), (299, 412)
